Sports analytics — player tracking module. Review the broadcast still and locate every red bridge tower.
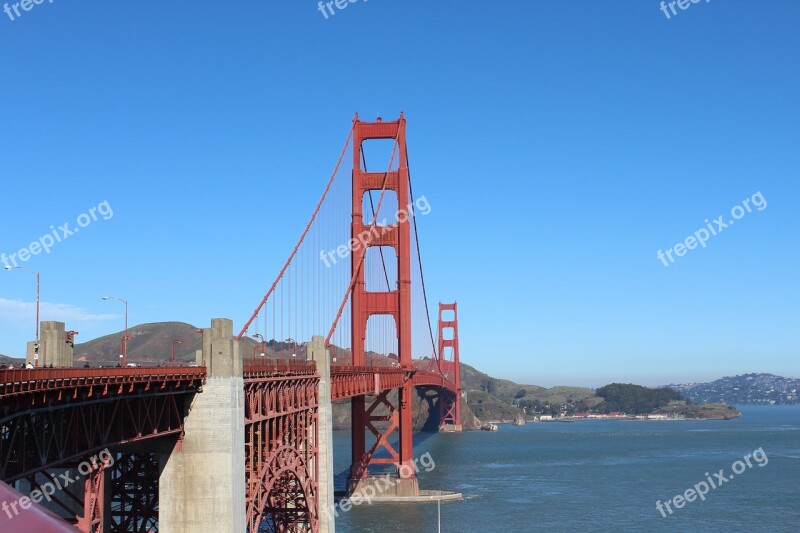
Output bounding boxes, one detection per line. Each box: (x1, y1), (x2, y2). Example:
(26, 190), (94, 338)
(438, 302), (462, 431)
(349, 114), (418, 494)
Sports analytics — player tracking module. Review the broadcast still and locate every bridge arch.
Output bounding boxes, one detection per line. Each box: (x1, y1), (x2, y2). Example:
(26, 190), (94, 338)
(247, 444), (318, 532)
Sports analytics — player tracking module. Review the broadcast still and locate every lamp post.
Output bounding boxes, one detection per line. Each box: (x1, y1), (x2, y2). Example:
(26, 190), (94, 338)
(252, 334), (265, 361)
(4, 266), (40, 368)
(102, 296), (128, 366)
(119, 335), (132, 366)
(195, 328), (206, 366)
(171, 339), (182, 365)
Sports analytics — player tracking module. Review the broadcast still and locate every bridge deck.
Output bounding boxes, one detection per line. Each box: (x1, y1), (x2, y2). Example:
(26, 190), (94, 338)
(1, 363), (456, 402)
(0, 367), (207, 400)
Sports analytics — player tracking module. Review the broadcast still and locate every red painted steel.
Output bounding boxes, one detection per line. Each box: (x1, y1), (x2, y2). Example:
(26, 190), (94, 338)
(437, 302), (462, 428)
(75, 461), (107, 533)
(331, 367), (408, 400)
(244, 359), (317, 378)
(244, 372), (320, 531)
(0, 367), (206, 401)
(0, 368), (204, 485)
(349, 114), (417, 484)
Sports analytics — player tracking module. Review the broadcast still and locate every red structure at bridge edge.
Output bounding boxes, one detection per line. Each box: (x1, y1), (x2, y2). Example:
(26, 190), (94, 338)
(348, 113), (417, 490)
(437, 302), (463, 430)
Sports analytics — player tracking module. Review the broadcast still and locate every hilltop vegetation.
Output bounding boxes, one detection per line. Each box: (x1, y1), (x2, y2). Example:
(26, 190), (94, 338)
(460, 369), (739, 420)
(653, 401), (740, 420)
(594, 383), (684, 414)
(466, 390), (525, 422)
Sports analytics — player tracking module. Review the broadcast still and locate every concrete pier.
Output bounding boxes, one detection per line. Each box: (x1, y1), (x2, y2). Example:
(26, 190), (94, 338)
(26, 321), (73, 367)
(159, 318), (246, 533)
(309, 336), (335, 533)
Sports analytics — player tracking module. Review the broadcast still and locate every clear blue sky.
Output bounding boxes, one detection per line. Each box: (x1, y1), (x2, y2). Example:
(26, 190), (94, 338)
(1, 1), (798, 387)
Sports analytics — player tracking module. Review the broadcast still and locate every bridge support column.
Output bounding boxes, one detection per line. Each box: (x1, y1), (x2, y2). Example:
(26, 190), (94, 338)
(437, 303), (462, 432)
(348, 114), (418, 494)
(159, 318), (246, 533)
(309, 335), (335, 533)
(26, 321), (73, 368)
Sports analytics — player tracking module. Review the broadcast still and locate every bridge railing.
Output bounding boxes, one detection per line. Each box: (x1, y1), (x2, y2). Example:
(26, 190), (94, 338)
(243, 359), (317, 378)
(330, 365), (408, 375)
(0, 367), (207, 398)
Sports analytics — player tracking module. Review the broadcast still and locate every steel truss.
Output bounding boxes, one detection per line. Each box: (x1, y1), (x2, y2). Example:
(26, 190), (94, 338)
(245, 374), (320, 532)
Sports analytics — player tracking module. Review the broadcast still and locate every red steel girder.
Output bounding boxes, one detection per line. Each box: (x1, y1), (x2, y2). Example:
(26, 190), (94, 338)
(245, 372), (320, 532)
(0, 391), (195, 482)
(0, 367), (206, 402)
(75, 460), (108, 533)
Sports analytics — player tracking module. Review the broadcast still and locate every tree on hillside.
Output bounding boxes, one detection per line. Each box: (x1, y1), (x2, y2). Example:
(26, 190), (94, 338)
(595, 383), (684, 414)
(480, 378), (498, 395)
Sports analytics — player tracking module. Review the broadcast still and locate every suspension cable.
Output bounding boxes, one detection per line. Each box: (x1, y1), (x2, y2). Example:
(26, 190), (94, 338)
(237, 121), (356, 340)
(326, 131), (400, 346)
(406, 146), (438, 361)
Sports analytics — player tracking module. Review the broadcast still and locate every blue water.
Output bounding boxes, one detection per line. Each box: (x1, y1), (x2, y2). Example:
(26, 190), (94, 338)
(332, 406), (800, 532)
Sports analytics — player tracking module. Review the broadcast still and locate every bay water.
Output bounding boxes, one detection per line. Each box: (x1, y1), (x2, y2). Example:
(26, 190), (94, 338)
(332, 405), (800, 532)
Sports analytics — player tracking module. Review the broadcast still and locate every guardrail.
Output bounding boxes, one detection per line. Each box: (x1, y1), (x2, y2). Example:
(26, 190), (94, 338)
(0, 367), (207, 398)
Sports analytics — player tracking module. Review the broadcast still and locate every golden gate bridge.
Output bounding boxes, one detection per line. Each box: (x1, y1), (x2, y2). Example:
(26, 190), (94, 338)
(0, 114), (463, 532)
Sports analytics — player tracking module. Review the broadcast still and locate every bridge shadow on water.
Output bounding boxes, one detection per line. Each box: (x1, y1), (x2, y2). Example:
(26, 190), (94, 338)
(332, 430), (441, 491)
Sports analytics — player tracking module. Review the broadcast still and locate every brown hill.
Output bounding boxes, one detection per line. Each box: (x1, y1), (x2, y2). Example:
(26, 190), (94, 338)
(74, 322), (200, 365)
(73, 321), (279, 366)
(73, 322), (409, 367)
(0, 354), (25, 366)
(71, 322), (484, 429)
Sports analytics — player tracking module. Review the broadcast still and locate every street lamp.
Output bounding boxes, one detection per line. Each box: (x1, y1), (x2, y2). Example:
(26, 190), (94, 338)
(195, 328), (205, 366)
(119, 335), (132, 366)
(252, 334), (266, 360)
(102, 296), (128, 366)
(5, 266), (40, 368)
(171, 339), (182, 365)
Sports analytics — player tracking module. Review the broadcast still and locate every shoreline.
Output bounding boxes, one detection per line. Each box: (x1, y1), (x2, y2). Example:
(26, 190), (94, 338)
(483, 413), (741, 425)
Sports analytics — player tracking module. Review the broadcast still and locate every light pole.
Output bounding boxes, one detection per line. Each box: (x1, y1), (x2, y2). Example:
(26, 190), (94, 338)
(102, 296), (128, 366)
(171, 339), (182, 365)
(252, 334), (265, 360)
(119, 335), (132, 366)
(5, 266), (40, 368)
(195, 328), (205, 366)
